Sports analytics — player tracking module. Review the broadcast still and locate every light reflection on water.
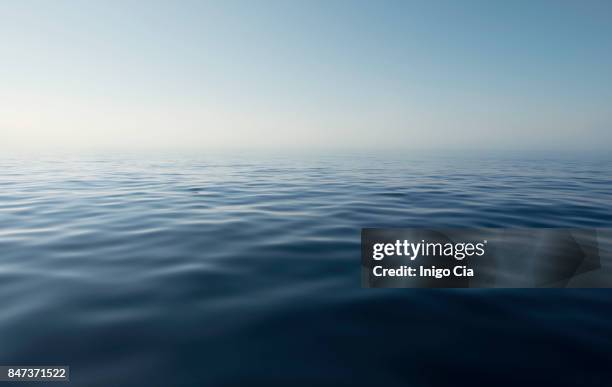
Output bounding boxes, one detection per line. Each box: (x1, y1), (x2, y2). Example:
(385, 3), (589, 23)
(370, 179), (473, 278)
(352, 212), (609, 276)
(1, 152), (611, 386)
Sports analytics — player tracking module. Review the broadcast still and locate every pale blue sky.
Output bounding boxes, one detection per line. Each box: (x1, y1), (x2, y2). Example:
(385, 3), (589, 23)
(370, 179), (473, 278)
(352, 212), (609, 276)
(1, 0), (611, 150)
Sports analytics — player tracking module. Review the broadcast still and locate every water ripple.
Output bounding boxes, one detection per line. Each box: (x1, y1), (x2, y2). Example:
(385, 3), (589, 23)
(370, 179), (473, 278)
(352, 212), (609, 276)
(1, 153), (611, 386)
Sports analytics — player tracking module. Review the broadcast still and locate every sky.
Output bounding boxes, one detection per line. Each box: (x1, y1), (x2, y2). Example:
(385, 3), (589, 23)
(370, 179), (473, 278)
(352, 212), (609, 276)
(1, 0), (611, 151)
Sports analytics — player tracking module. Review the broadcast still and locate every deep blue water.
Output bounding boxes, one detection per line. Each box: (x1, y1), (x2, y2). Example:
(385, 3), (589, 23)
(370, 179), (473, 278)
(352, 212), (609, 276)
(1, 152), (612, 386)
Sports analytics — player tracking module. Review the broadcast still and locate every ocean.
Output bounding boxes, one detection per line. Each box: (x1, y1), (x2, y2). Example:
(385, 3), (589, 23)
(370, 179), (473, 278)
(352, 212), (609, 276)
(1, 151), (611, 386)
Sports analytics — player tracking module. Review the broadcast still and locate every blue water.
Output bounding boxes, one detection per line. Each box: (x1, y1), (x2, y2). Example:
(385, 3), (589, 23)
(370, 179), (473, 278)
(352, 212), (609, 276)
(1, 152), (612, 386)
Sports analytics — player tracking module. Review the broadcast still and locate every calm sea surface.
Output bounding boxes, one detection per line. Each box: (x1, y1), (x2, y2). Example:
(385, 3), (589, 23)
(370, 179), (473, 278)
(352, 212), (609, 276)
(1, 152), (611, 386)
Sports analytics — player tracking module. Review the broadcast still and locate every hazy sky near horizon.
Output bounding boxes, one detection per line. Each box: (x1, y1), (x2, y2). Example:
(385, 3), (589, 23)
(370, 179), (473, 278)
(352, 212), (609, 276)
(1, 0), (611, 151)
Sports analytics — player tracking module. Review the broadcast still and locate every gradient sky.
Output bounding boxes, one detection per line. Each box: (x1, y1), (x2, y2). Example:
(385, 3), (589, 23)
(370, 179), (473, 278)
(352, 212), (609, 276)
(1, 0), (611, 151)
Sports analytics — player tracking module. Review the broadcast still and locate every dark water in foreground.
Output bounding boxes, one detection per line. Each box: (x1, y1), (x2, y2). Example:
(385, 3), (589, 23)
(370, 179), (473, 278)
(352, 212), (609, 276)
(1, 152), (612, 386)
